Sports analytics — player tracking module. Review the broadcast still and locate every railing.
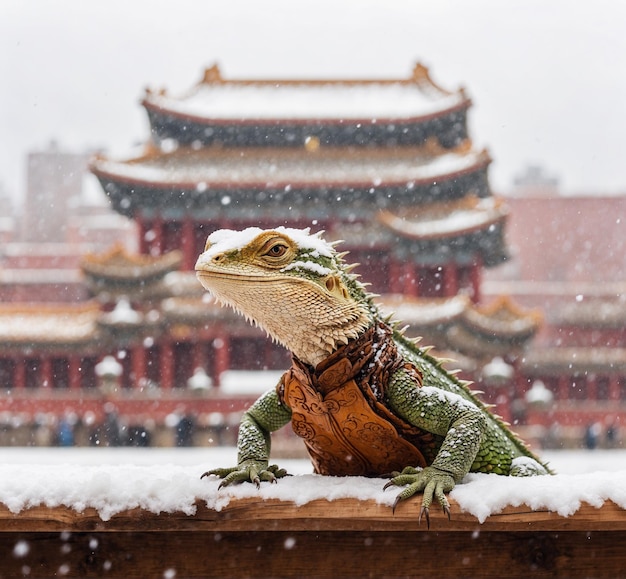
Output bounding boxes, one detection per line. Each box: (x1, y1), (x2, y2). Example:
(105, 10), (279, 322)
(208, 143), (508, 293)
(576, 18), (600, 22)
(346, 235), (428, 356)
(1, 497), (624, 578)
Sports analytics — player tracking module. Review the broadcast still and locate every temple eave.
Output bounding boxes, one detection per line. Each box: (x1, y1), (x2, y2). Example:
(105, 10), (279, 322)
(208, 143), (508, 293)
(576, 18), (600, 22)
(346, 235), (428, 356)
(522, 348), (626, 375)
(90, 156), (489, 195)
(141, 98), (472, 127)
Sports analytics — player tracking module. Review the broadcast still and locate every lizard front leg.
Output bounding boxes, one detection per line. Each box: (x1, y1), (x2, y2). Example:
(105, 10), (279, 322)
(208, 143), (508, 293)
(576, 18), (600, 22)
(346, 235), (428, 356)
(202, 388), (292, 487)
(384, 369), (487, 525)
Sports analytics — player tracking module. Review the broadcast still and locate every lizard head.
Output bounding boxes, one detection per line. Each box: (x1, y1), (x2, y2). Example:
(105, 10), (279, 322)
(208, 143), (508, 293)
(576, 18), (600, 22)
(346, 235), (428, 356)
(195, 227), (373, 366)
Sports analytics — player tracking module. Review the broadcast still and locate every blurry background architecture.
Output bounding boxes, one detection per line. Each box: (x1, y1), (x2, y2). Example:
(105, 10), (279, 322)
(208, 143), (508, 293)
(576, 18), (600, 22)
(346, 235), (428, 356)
(1, 65), (625, 451)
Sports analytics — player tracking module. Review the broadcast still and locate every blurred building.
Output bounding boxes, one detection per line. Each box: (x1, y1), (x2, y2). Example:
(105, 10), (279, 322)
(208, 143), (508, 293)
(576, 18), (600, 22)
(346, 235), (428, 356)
(0, 66), (624, 448)
(21, 141), (89, 243)
(0, 185), (16, 245)
(0, 141), (136, 303)
(484, 184), (626, 444)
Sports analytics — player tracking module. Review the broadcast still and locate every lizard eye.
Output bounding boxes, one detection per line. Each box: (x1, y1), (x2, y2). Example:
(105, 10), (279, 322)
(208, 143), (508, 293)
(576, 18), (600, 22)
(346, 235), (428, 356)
(264, 243), (288, 258)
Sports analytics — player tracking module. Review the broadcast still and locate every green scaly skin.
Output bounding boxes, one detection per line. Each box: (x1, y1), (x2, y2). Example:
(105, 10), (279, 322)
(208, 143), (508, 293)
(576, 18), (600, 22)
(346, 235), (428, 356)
(196, 227), (551, 524)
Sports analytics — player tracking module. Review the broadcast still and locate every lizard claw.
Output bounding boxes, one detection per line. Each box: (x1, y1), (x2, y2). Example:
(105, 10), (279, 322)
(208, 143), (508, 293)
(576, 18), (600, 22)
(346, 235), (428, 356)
(201, 461), (290, 488)
(382, 466), (455, 527)
(419, 506), (430, 529)
(392, 495), (402, 515)
(383, 480), (397, 492)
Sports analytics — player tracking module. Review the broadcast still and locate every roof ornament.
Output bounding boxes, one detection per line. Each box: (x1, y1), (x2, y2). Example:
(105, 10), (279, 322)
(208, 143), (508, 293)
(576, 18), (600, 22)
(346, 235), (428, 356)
(411, 62), (429, 82)
(187, 367), (213, 393)
(412, 62), (455, 96)
(304, 135), (320, 152)
(202, 64), (223, 84)
(95, 355), (123, 378)
(525, 379), (554, 408)
(102, 297), (142, 325)
(482, 356), (514, 385)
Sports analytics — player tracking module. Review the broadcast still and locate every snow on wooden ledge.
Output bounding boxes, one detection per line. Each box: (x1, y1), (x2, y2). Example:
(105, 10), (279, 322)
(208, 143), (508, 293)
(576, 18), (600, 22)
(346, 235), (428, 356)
(2, 458), (626, 578)
(1, 462), (626, 525)
(2, 495), (626, 534)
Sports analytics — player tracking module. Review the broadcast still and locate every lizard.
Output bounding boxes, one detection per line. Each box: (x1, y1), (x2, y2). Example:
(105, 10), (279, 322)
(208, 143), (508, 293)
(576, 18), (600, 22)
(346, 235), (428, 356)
(194, 226), (550, 524)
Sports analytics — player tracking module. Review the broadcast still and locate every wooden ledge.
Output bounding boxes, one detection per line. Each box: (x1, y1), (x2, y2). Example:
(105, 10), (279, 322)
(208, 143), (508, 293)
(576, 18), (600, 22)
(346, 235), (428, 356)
(0, 497), (625, 533)
(1, 499), (625, 578)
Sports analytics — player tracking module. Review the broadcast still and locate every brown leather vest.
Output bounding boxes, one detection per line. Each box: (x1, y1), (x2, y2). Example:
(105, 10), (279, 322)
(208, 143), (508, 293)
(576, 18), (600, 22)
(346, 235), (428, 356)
(277, 323), (435, 477)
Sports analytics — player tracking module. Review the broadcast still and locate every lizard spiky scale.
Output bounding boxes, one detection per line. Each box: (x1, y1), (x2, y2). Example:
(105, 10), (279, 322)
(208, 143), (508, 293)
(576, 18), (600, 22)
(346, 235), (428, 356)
(195, 227), (551, 518)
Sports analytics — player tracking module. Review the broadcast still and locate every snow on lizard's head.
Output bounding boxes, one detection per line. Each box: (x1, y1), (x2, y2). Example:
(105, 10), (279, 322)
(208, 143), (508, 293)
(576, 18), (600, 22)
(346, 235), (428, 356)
(195, 227), (372, 366)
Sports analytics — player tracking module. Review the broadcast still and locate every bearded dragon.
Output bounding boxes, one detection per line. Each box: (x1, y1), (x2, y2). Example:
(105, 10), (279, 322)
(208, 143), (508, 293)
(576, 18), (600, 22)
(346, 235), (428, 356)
(195, 227), (549, 524)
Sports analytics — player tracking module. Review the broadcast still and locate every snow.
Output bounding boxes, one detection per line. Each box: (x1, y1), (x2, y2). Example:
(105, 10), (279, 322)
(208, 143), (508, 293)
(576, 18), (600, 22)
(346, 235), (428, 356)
(200, 227), (335, 262)
(0, 305), (98, 343)
(100, 298), (142, 325)
(381, 196), (503, 239)
(93, 148), (484, 187)
(148, 83), (463, 121)
(281, 259), (333, 276)
(0, 448), (625, 523)
(219, 370), (283, 395)
(379, 294), (468, 326)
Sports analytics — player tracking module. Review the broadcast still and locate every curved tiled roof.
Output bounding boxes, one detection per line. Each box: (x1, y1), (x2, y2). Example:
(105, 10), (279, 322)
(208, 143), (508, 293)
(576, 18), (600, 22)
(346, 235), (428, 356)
(378, 195), (507, 241)
(142, 63), (469, 124)
(90, 143), (489, 191)
(81, 244), (182, 283)
(377, 294), (541, 357)
(0, 303), (101, 345)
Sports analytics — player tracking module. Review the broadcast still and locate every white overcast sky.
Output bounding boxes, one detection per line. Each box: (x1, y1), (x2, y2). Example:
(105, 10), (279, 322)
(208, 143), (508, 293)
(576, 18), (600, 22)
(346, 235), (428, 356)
(1, 0), (625, 207)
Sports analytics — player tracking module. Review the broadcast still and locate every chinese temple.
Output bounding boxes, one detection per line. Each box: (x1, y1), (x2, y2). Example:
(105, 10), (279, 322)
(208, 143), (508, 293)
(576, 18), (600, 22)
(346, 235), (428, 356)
(89, 64), (540, 383)
(5, 62), (611, 447)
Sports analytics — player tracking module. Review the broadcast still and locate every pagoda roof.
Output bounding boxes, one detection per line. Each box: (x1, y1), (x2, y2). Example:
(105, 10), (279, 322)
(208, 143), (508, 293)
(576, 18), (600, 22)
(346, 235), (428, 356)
(142, 63), (469, 125)
(81, 244), (182, 284)
(378, 195), (508, 241)
(557, 299), (626, 329)
(0, 303), (101, 346)
(371, 294), (541, 358)
(90, 142), (489, 192)
(522, 347), (626, 375)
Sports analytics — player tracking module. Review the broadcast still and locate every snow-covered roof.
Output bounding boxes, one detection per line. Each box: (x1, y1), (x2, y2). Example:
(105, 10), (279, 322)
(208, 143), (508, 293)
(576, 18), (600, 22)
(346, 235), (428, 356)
(379, 294), (468, 326)
(558, 298), (626, 328)
(379, 195), (507, 240)
(522, 347), (626, 374)
(0, 303), (100, 344)
(462, 295), (542, 338)
(0, 269), (82, 285)
(91, 145), (489, 190)
(142, 63), (468, 123)
(378, 294), (540, 341)
(81, 244), (182, 282)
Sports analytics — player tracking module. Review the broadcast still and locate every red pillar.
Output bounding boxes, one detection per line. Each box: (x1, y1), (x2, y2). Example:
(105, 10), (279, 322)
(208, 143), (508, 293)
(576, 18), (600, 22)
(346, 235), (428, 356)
(153, 215), (165, 256)
(403, 262), (418, 298)
(558, 375), (570, 401)
(192, 340), (204, 372)
(389, 260), (403, 294)
(470, 258), (482, 303)
(137, 212), (148, 255)
(41, 357), (53, 388)
(132, 345), (146, 389)
(159, 341), (174, 390)
(68, 356), (82, 390)
(443, 263), (458, 297)
(586, 375), (598, 402)
(14, 358), (26, 389)
(181, 216), (195, 271)
(609, 375), (621, 401)
(213, 335), (230, 387)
